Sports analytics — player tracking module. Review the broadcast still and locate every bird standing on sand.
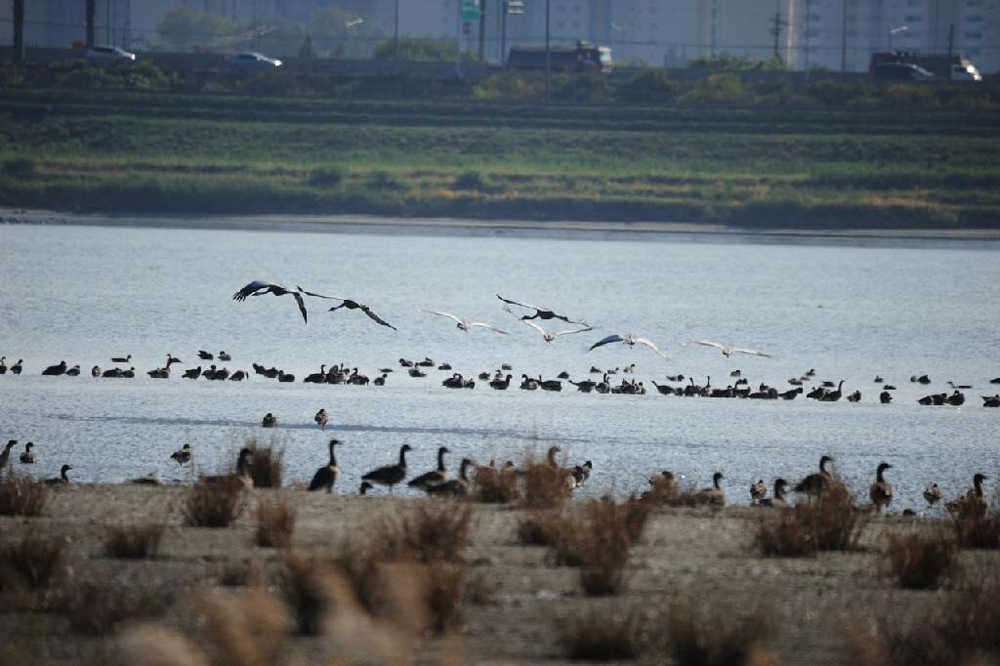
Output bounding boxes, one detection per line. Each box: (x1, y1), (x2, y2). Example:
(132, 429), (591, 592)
(869, 462), (894, 513)
(171, 444), (192, 465)
(362, 444), (412, 492)
(588, 334), (670, 360)
(232, 281), (337, 324)
(794, 455), (834, 500)
(425, 458), (473, 497)
(408, 446), (450, 490)
(308, 439), (340, 493)
(423, 310), (508, 334)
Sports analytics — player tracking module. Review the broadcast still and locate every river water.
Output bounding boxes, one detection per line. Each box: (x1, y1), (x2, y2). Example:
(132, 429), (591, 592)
(1, 220), (998, 512)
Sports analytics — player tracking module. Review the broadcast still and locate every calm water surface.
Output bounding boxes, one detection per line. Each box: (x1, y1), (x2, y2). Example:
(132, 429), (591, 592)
(1, 221), (998, 511)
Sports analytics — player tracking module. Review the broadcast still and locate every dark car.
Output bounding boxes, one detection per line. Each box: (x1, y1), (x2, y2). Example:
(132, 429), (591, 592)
(872, 63), (935, 81)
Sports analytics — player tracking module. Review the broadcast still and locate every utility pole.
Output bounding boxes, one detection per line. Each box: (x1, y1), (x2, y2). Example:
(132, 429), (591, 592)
(544, 0), (551, 105)
(478, 0), (486, 62)
(840, 0), (847, 72)
(768, 2), (788, 60)
(86, 0), (96, 48)
(12, 0), (24, 63)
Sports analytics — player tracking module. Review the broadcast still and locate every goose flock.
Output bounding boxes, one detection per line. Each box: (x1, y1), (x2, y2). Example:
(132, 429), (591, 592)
(6, 350), (999, 408)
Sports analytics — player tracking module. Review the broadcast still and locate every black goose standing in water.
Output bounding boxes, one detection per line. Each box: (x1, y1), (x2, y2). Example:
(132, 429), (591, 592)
(362, 444), (412, 492)
(308, 439), (341, 493)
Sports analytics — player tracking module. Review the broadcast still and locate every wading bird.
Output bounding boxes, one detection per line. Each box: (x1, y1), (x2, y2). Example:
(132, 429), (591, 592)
(496, 294), (587, 325)
(522, 320), (593, 343)
(588, 334), (670, 360)
(232, 281), (337, 324)
(692, 340), (773, 359)
(423, 310), (508, 334)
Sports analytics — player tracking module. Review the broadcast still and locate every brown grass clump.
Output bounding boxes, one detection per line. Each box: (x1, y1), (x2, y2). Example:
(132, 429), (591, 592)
(184, 477), (246, 528)
(0, 468), (46, 517)
(752, 484), (866, 557)
(118, 623), (210, 666)
(422, 562), (469, 634)
(196, 590), (291, 664)
(558, 607), (644, 661)
(848, 583), (1000, 666)
(884, 530), (960, 590)
(666, 598), (776, 666)
(376, 501), (473, 564)
(522, 461), (572, 509)
(280, 553), (338, 636)
(247, 443), (284, 489)
(516, 510), (564, 546)
(952, 500), (1000, 550)
(60, 581), (173, 634)
(0, 534), (64, 592)
(473, 465), (520, 504)
(104, 523), (165, 559)
(255, 498), (296, 548)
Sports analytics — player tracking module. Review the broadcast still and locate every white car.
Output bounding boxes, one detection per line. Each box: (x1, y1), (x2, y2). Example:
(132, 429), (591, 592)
(86, 46), (136, 62)
(225, 52), (282, 69)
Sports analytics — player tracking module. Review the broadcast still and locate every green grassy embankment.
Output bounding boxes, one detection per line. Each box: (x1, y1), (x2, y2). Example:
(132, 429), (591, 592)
(1, 89), (998, 228)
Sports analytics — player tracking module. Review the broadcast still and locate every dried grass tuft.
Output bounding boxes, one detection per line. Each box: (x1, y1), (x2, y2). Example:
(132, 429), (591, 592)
(0, 468), (46, 517)
(195, 589), (291, 665)
(255, 498), (296, 548)
(558, 606), (644, 661)
(0, 534), (64, 592)
(59, 581), (173, 634)
(184, 477), (246, 528)
(104, 523), (164, 559)
(375, 501), (473, 564)
(246, 443), (284, 489)
(884, 530), (960, 590)
(473, 465), (521, 504)
(666, 598), (776, 666)
(753, 484), (866, 556)
(952, 499), (1000, 550)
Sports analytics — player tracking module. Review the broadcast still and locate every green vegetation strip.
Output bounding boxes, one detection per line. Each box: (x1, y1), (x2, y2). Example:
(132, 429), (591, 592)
(0, 88), (998, 229)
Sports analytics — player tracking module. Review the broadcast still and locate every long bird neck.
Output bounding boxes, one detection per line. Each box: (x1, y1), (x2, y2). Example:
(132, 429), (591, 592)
(437, 449), (446, 472)
(974, 477), (983, 495)
(774, 482), (785, 499)
(547, 449), (558, 466)
(329, 442), (337, 468)
(714, 475), (722, 490)
(876, 467), (886, 483)
(459, 460), (470, 481)
(398, 447), (408, 467)
(61, 468), (69, 481)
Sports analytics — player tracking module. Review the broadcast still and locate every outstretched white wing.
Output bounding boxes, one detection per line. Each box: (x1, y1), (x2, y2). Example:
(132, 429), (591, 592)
(693, 340), (726, 351)
(553, 326), (594, 338)
(424, 310), (465, 325)
(633, 337), (670, 360)
(730, 347), (773, 358)
(521, 320), (548, 337)
(466, 322), (509, 334)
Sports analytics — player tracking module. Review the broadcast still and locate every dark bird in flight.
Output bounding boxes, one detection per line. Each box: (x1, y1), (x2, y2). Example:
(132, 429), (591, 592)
(496, 294), (587, 325)
(588, 334), (670, 360)
(329, 298), (397, 330)
(232, 281), (335, 324)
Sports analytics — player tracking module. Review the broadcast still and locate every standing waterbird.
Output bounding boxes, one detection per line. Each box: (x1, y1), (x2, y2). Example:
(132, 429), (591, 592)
(923, 483), (943, 507)
(750, 479), (767, 504)
(794, 455), (834, 500)
(869, 462), (894, 513)
(308, 439), (340, 493)
(408, 446), (450, 490)
(588, 334), (670, 360)
(46, 464), (72, 485)
(232, 281), (338, 324)
(423, 310), (508, 334)
(0, 440), (16, 468)
(362, 444), (412, 492)
(315, 409), (329, 429)
(19, 442), (35, 464)
(170, 444), (192, 465)
(692, 341), (773, 358)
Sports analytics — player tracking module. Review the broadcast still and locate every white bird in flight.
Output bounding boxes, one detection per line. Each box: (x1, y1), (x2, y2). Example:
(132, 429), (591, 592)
(522, 320), (593, 343)
(588, 334), (669, 360)
(423, 310), (508, 334)
(692, 340), (773, 358)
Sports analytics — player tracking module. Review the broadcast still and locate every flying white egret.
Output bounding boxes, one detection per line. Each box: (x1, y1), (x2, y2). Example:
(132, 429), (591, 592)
(423, 310), (508, 334)
(693, 340), (772, 358)
(522, 320), (593, 343)
(588, 334), (669, 360)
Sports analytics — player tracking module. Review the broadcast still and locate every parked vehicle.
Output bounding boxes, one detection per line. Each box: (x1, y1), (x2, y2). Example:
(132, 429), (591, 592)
(872, 63), (935, 81)
(86, 46), (136, 62)
(225, 52), (282, 69)
(870, 51), (982, 82)
(507, 41), (612, 74)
